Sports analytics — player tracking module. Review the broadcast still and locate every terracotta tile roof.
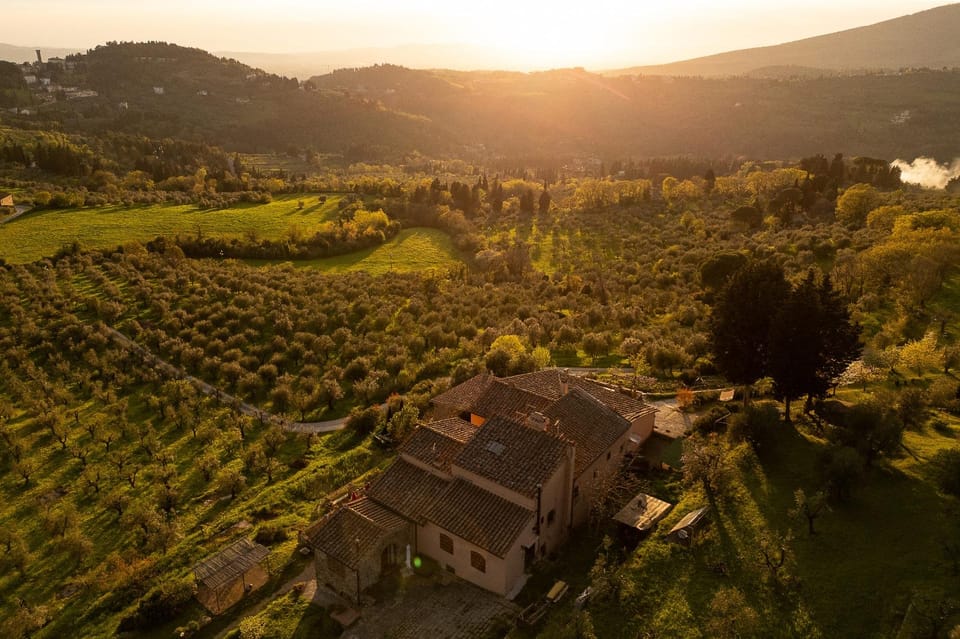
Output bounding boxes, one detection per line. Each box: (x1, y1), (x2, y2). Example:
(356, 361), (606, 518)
(506, 369), (656, 421)
(469, 379), (552, 422)
(453, 416), (568, 499)
(424, 479), (534, 558)
(505, 369), (566, 400)
(543, 387), (631, 478)
(193, 538), (270, 590)
(571, 377), (656, 421)
(401, 421), (474, 473)
(425, 417), (478, 443)
(430, 373), (495, 410)
(303, 497), (408, 569)
(366, 458), (451, 522)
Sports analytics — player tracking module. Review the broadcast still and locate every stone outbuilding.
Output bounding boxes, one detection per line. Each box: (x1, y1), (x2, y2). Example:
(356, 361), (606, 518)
(303, 497), (413, 604)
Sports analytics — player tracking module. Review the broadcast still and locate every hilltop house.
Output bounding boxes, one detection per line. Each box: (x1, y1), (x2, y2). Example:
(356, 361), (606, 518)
(304, 370), (656, 601)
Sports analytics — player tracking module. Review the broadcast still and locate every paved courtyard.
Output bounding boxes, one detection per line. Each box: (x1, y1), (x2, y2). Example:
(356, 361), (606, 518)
(341, 576), (520, 639)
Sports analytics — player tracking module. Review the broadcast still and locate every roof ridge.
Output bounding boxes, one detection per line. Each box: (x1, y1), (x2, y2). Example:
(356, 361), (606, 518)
(345, 497), (386, 530)
(564, 385), (630, 427)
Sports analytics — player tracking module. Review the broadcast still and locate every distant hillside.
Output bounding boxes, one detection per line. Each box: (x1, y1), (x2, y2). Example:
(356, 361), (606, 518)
(18, 42), (447, 157)
(0, 43), (83, 64)
(218, 44), (522, 79)
(6, 41), (960, 162)
(611, 3), (960, 77)
(307, 65), (960, 161)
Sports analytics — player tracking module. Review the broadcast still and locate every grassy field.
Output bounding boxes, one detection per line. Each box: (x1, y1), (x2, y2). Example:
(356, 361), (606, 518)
(517, 398), (960, 639)
(245, 227), (463, 275)
(0, 194), (342, 264)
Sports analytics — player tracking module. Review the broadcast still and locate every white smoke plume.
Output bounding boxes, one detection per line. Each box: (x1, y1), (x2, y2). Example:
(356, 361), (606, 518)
(890, 157), (960, 189)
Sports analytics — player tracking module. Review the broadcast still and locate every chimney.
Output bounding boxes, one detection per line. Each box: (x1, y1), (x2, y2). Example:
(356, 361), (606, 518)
(560, 369), (570, 396)
(35, 50), (42, 64)
(525, 411), (551, 431)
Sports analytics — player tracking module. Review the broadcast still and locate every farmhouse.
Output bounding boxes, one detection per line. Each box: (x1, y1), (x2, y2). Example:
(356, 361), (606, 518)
(304, 370), (656, 599)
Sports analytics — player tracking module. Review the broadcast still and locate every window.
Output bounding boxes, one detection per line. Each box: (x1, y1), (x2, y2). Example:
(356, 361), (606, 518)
(573, 484), (580, 499)
(547, 509), (556, 526)
(470, 550), (486, 573)
(606, 451), (611, 461)
(439, 533), (453, 554)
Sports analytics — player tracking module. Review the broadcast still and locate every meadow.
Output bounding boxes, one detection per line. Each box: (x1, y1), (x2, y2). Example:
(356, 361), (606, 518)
(244, 227), (462, 275)
(0, 194), (343, 264)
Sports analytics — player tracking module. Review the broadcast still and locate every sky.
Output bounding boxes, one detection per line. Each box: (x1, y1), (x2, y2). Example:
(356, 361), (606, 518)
(3, 0), (954, 69)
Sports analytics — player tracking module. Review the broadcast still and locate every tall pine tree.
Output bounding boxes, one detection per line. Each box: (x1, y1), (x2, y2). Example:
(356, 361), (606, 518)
(710, 260), (790, 399)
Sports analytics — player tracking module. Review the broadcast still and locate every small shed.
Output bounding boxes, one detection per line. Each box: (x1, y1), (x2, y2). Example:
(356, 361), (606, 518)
(303, 497), (413, 604)
(193, 538), (271, 614)
(0, 193), (14, 207)
(613, 492), (673, 545)
(667, 506), (710, 546)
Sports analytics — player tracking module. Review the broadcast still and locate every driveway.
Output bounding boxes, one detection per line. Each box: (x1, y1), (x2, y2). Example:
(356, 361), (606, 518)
(342, 577), (519, 639)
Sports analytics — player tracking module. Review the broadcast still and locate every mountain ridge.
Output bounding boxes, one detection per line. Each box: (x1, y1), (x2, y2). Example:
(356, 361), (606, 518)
(607, 3), (960, 77)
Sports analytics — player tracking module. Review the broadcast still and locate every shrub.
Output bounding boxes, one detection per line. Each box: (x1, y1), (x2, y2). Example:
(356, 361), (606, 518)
(345, 406), (382, 436)
(255, 523), (289, 545)
(821, 446), (864, 502)
(726, 402), (780, 452)
(117, 577), (195, 631)
(694, 407), (729, 434)
(930, 448), (960, 497)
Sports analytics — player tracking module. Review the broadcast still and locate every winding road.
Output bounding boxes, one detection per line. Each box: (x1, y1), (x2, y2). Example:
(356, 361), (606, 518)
(101, 325), (352, 434)
(0, 204), (33, 225)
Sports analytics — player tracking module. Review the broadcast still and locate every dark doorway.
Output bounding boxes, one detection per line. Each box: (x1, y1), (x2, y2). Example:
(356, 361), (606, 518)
(381, 544), (400, 573)
(523, 544), (535, 571)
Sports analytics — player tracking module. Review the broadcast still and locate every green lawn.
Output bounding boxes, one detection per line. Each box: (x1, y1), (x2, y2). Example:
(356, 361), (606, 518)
(518, 403), (960, 639)
(0, 194), (342, 264)
(244, 227), (463, 275)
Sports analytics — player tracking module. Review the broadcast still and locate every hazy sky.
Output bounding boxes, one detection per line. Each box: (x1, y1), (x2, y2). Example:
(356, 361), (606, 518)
(4, 0), (953, 69)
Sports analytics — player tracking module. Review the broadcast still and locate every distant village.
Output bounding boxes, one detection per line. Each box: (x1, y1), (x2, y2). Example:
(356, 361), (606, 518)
(8, 49), (97, 115)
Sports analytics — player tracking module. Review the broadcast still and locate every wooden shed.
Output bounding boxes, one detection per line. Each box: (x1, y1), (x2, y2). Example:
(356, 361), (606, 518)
(193, 538), (271, 614)
(666, 506), (710, 546)
(613, 492), (673, 545)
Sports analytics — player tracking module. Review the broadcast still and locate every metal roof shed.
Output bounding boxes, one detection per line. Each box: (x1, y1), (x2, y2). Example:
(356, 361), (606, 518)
(667, 506), (710, 546)
(613, 493), (673, 545)
(193, 538), (271, 614)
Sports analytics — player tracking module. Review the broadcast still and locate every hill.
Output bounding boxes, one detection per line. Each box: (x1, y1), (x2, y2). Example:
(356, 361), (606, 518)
(18, 42), (447, 157)
(217, 43), (521, 78)
(611, 3), (960, 77)
(5, 41), (960, 162)
(309, 65), (960, 161)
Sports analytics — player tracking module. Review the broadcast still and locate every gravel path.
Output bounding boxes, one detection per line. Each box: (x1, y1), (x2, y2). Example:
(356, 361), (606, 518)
(102, 324), (353, 434)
